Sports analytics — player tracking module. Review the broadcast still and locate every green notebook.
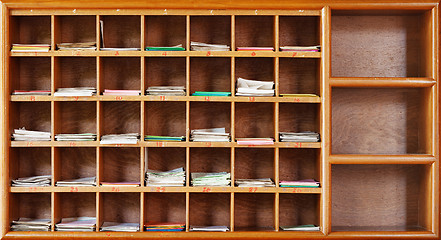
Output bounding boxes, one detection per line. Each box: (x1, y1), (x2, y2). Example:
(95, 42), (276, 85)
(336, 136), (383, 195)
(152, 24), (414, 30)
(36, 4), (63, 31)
(192, 91), (231, 96)
(145, 46), (185, 51)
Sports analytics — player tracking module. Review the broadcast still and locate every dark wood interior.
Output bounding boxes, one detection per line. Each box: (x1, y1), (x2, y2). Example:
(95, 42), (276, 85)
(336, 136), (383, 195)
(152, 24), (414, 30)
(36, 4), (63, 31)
(279, 58), (319, 95)
(9, 147), (51, 182)
(279, 16), (320, 47)
(10, 16), (51, 44)
(279, 149), (319, 181)
(101, 102), (140, 135)
(102, 193), (140, 223)
(57, 147), (96, 182)
(55, 16), (96, 44)
(144, 193), (186, 224)
(57, 193), (96, 218)
(101, 147), (140, 182)
(279, 194), (320, 229)
(189, 148), (230, 173)
(190, 16), (230, 46)
(145, 148), (186, 172)
(145, 57), (186, 89)
(9, 57), (51, 92)
(10, 193), (51, 222)
(235, 16), (274, 48)
(101, 15), (140, 48)
(234, 148), (274, 180)
(56, 102), (96, 134)
(190, 193), (230, 227)
(279, 103), (319, 133)
(234, 193), (274, 231)
(145, 101), (186, 137)
(9, 102), (51, 134)
(190, 102), (231, 133)
(235, 103), (274, 138)
(55, 57), (97, 88)
(190, 57), (231, 93)
(100, 57), (141, 92)
(235, 58), (274, 83)
(145, 16), (186, 47)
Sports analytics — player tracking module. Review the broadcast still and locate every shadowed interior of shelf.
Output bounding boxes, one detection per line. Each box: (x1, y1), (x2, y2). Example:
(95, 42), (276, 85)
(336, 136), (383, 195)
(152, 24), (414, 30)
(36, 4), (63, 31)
(56, 147), (96, 183)
(146, 148), (186, 172)
(279, 149), (319, 181)
(279, 16), (320, 47)
(279, 58), (320, 95)
(101, 148), (140, 183)
(191, 16), (230, 47)
(10, 16), (51, 44)
(279, 103), (319, 133)
(9, 57), (51, 92)
(279, 194), (320, 228)
(100, 57), (141, 91)
(145, 57), (186, 89)
(9, 102), (51, 134)
(101, 193), (140, 224)
(235, 103), (274, 138)
(55, 102), (97, 134)
(55, 57), (97, 88)
(235, 16), (274, 48)
(145, 101), (186, 137)
(56, 193), (96, 220)
(145, 16), (186, 47)
(55, 16), (96, 45)
(101, 15), (140, 48)
(190, 148), (230, 173)
(235, 148), (274, 180)
(190, 102), (231, 133)
(144, 193), (186, 223)
(101, 102), (140, 135)
(190, 193), (230, 227)
(190, 57), (231, 93)
(234, 193), (274, 231)
(10, 193), (51, 223)
(9, 148), (51, 182)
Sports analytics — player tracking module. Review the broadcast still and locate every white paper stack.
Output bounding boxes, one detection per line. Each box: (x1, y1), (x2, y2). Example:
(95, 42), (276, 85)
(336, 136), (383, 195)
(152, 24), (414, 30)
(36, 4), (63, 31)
(100, 222), (140, 232)
(56, 177), (96, 187)
(11, 218), (51, 231)
(55, 133), (97, 141)
(190, 41), (230, 51)
(280, 45), (320, 52)
(57, 42), (97, 50)
(280, 225), (320, 231)
(190, 128), (230, 142)
(100, 47), (141, 51)
(235, 178), (275, 187)
(146, 167), (185, 187)
(279, 132), (320, 142)
(100, 133), (140, 144)
(55, 217), (96, 232)
(146, 86), (186, 96)
(191, 172), (231, 186)
(236, 78), (274, 96)
(12, 175), (51, 187)
(190, 225), (229, 232)
(54, 87), (96, 97)
(12, 128), (51, 141)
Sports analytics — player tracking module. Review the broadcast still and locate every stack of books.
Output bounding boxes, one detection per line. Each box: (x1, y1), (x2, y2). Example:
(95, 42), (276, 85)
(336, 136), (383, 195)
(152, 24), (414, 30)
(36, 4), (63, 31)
(280, 225), (320, 231)
(100, 222), (140, 232)
(54, 87), (96, 97)
(279, 45), (320, 52)
(191, 91), (231, 96)
(12, 90), (50, 95)
(11, 218), (51, 231)
(236, 138), (274, 145)
(57, 42), (96, 50)
(145, 167), (185, 187)
(145, 222), (185, 232)
(12, 128), (51, 141)
(279, 132), (320, 142)
(11, 44), (50, 52)
(279, 179), (320, 188)
(145, 44), (185, 51)
(145, 135), (185, 141)
(236, 77), (274, 96)
(12, 175), (51, 187)
(191, 172), (231, 186)
(236, 47), (274, 51)
(146, 86), (186, 96)
(190, 226), (229, 232)
(235, 178), (275, 187)
(102, 89), (141, 96)
(100, 133), (140, 144)
(55, 133), (97, 141)
(55, 217), (96, 232)
(56, 177), (96, 187)
(190, 41), (230, 51)
(190, 128), (230, 142)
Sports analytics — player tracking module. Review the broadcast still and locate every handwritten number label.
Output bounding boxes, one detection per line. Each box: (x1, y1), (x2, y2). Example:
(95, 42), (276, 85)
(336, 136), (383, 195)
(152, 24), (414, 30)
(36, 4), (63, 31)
(115, 144), (122, 147)
(292, 52), (297, 57)
(70, 187), (79, 192)
(248, 187), (257, 192)
(30, 96), (36, 101)
(292, 188), (299, 193)
(251, 52), (256, 57)
(115, 96), (122, 100)
(73, 96), (79, 101)
(248, 97), (256, 102)
(206, 51), (211, 56)
(293, 142), (302, 148)
(205, 96), (210, 101)
(205, 142), (212, 147)
(160, 96), (166, 101)
(111, 187), (120, 192)
(156, 142), (164, 147)
(115, 51), (119, 56)
(202, 187), (211, 192)
(162, 52), (167, 56)
(69, 142), (77, 147)
(156, 187), (165, 192)
(26, 142), (33, 147)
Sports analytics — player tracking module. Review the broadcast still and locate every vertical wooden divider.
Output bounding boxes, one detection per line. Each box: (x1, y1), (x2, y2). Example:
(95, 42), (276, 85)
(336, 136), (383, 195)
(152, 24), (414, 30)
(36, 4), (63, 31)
(230, 15), (236, 231)
(51, 15), (56, 52)
(140, 15), (145, 52)
(274, 15), (279, 52)
(185, 191), (190, 232)
(1, 6), (8, 236)
(231, 15), (235, 51)
(51, 192), (59, 231)
(96, 15), (101, 50)
(95, 192), (100, 232)
(273, 14), (280, 232)
(186, 15), (190, 52)
(140, 192), (144, 232)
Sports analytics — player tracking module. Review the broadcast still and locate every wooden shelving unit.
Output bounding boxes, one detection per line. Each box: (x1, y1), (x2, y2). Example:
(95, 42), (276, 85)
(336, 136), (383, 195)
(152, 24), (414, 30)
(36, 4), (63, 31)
(1, 1), (439, 239)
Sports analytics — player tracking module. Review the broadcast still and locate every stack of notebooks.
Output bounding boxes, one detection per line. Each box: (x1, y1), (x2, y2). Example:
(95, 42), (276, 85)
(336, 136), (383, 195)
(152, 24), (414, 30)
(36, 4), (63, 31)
(11, 218), (51, 231)
(100, 222), (140, 232)
(55, 133), (97, 141)
(100, 181), (140, 187)
(55, 217), (96, 232)
(280, 225), (320, 231)
(236, 138), (274, 145)
(145, 222), (185, 232)
(145, 44), (185, 51)
(12, 175), (51, 187)
(146, 86), (186, 96)
(54, 87), (96, 97)
(57, 42), (96, 50)
(236, 77), (274, 96)
(192, 91), (231, 96)
(11, 44), (50, 52)
(279, 132), (320, 142)
(235, 178), (275, 187)
(279, 179), (320, 188)
(190, 226), (229, 232)
(280, 45), (320, 52)
(12, 128), (51, 141)
(145, 167), (185, 187)
(102, 89), (141, 96)
(190, 41), (230, 51)
(280, 93), (318, 97)
(145, 135), (185, 142)
(191, 172), (231, 186)
(237, 47), (274, 51)
(100, 133), (140, 144)
(56, 177), (96, 187)
(190, 128), (230, 142)
(12, 90), (50, 95)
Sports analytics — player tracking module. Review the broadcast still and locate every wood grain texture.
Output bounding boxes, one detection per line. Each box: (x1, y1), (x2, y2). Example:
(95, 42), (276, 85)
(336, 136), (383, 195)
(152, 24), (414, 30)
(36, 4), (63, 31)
(235, 16), (274, 48)
(56, 102), (96, 134)
(279, 59), (319, 95)
(58, 192), (95, 218)
(235, 103), (274, 138)
(55, 15), (95, 44)
(9, 57), (51, 92)
(279, 16), (320, 47)
(190, 193), (230, 226)
(10, 16), (50, 44)
(144, 193), (186, 223)
(145, 147), (186, 171)
(10, 102), (51, 133)
(190, 102), (231, 132)
(102, 193), (140, 223)
(56, 57), (97, 88)
(57, 147), (96, 181)
(279, 148), (319, 181)
(10, 193), (51, 222)
(190, 16), (230, 46)
(9, 147), (51, 181)
(190, 57), (231, 93)
(101, 102), (140, 134)
(234, 148), (274, 180)
(235, 57), (274, 82)
(101, 147), (140, 182)
(145, 102), (186, 137)
(279, 193), (320, 228)
(145, 16), (186, 47)
(101, 15), (140, 48)
(100, 57), (141, 91)
(234, 193), (274, 230)
(145, 57), (186, 88)
(189, 148), (230, 173)
(279, 103), (319, 133)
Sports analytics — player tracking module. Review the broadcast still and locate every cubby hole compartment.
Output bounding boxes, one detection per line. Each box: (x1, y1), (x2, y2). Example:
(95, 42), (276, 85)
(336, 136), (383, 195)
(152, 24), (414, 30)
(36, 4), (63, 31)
(101, 193), (140, 229)
(144, 193), (186, 225)
(190, 148), (231, 177)
(190, 57), (231, 94)
(279, 58), (320, 95)
(190, 102), (231, 134)
(190, 16), (231, 48)
(279, 16), (320, 48)
(9, 57), (51, 93)
(234, 148), (274, 182)
(279, 103), (320, 135)
(234, 193), (275, 231)
(235, 16), (274, 48)
(331, 164), (432, 232)
(235, 58), (274, 91)
(279, 194), (320, 231)
(10, 193), (51, 229)
(55, 147), (96, 183)
(145, 57), (186, 90)
(235, 103), (274, 138)
(331, 88), (430, 154)
(100, 57), (141, 93)
(55, 193), (96, 224)
(145, 16), (186, 48)
(279, 149), (319, 183)
(331, 10), (432, 77)
(101, 147), (140, 184)
(54, 16), (96, 47)
(54, 102), (96, 135)
(10, 16), (51, 45)
(145, 102), (186, 138)
(9, 147), (51, 184)
(54, 57), (97, 89)
(100, 16), (141, 49)
(9, 102), (51, 136)
(190, 193), (230, 229)
(101, 102), (140, 135)
(146, 148), (186, 171)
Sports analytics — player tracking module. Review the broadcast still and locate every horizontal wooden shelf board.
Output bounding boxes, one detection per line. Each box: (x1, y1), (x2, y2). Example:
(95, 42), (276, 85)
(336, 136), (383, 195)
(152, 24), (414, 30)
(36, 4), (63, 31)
(329, 154), (436, 164)
(329, 77), (436, 88)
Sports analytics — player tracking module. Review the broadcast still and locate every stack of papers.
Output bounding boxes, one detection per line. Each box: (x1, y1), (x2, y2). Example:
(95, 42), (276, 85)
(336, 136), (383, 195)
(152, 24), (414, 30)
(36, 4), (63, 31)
(280, 93), (318, 97)
(146, 167), (185, 186)
(145, 44), (185, 51)
(190, 128), (230, 142)
(100, 222), (139, 232)
(192, 91), (231, 97)
(55, 217), (96, 232)
(190, 226), (229, 232)
(55, 133), (96, 141)
(56, 177), (96, 187)
(191, 172), (231, 186)
(190, 41), (230, 51)
(100, 182), (140, 187)
(101, 47), (141, 51)
(103, 89), (141, 96)
(54, 87), (96, 97)
(280, 46), (320, 52)
(12, 90), (50, 95)
(57, 42), (96, 50)
(11, 218), (51, 231)
(279, 179), (320, 188)
(145, 135), (185, 141)
(236, 138), (274, 145)
(145, 222), (185, 232)
(235, 178), (275, 187)
(280, 225), (320, 231)
(11, 44), (50, 52)
(146, 86), (186, 96)
(12, 128), (51, 141)
(12, 175), (51, 187)
(236, 78), (274, 96)
(279, 132), (320, 142)
(100, 133), (140, 144)
(236, 47), (274, 51)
